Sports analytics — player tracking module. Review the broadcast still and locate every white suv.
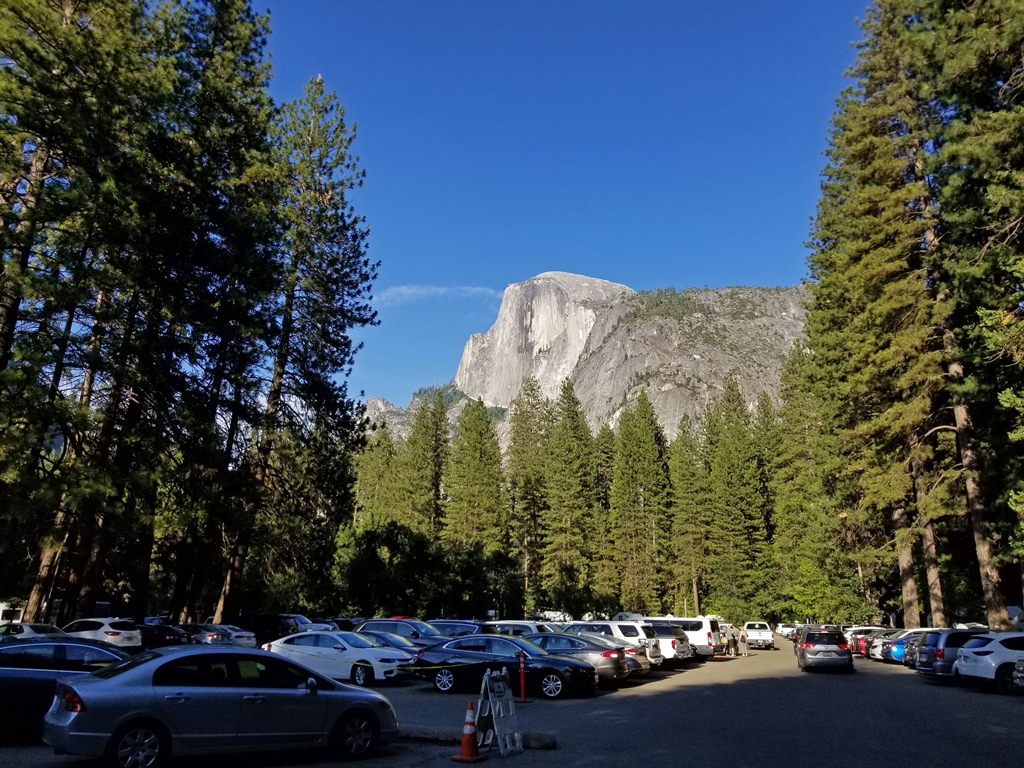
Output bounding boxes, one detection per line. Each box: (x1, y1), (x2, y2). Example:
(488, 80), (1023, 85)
(647, 616), (723, 661)
(483, 620), (559, 636)
(955, 632), (1024, 692)
(563, 621), (664, 666)
(62, 618), (142, 649)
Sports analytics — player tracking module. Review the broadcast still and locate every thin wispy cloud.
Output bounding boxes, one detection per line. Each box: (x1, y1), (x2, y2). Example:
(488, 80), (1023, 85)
(377, 284), (503, 307)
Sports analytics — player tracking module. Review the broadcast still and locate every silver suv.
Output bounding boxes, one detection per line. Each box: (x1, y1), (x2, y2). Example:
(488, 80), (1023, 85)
(915, 628), (988, 679)
(563, 621), (664, 666)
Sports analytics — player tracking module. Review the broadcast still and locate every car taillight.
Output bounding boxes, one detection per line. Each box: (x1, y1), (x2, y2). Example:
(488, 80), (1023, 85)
(671, 640), (677, 650)
(600, 650), (619, 658)
(935, 649), (944, 660)
(259, 643), (269, 650)
(206, 633), (218, 640)
(624, 647), (637, 655)
(707, 632), (712, 646)
(417, 651), (425, 660)
(801, 642), (813, 648)
(104, 631), (121, 637)
(837, 642), (849, 650)
(62, 690), (85, 712)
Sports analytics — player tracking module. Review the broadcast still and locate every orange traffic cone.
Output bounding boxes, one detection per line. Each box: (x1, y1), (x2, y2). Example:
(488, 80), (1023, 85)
(451, 700), (487, 763)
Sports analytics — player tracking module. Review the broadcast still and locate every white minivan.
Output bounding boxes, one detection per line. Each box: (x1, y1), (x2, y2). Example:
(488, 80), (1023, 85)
(646, 616), (723, 661)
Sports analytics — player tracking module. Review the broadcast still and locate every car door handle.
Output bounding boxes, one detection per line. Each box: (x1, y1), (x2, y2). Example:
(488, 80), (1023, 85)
(163, 695), (189, 702)
(243, 695), (266, 703)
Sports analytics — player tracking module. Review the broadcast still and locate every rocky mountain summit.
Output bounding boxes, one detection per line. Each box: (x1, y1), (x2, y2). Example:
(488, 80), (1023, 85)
(364, 271), (807, 440)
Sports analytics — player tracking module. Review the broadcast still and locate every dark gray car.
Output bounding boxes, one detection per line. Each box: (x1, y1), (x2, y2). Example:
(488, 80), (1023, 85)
(795, 629), (854, 672)
(354, 618), (452, 648)
(524, 632), (629, 685)
(916, 628), (988, 679)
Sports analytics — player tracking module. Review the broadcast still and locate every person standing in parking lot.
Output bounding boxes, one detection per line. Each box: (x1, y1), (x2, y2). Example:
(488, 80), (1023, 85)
(739, 628), (748, 656)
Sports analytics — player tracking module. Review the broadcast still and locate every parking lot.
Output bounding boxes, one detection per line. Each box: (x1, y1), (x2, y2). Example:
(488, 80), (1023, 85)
(6, 636), (1024, 768)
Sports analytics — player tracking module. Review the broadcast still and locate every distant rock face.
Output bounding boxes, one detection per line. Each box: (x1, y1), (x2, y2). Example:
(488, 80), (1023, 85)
(454, 272), (635, 406)
(366, 272), (807, 441)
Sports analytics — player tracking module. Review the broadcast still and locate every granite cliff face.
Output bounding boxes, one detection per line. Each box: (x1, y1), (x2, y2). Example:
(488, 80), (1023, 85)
(454, 272), (634, 407)
(365, 272), (807, 440)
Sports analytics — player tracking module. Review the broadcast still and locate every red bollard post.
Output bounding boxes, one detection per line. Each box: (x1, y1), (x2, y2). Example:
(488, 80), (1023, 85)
(518, 650), (527, 703)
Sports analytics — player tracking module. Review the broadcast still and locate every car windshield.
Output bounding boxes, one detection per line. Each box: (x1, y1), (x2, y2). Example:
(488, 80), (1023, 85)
(292, 615), (313, 626)
(91, 650), (160, 679)
(408, 620), (441, 636)
(337, 632), (376, 649)
(507, 636), (548, 656)
(372, 632), (416, 648)
(582, 632), (622, 649)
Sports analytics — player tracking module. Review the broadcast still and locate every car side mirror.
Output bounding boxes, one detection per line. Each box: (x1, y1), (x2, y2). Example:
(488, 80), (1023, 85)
(306, 677), (318, 693)
(410, 631), (420, 639)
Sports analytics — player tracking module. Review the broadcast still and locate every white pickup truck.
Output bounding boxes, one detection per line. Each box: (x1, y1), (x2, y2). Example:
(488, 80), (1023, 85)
(743, 621), (776, 650)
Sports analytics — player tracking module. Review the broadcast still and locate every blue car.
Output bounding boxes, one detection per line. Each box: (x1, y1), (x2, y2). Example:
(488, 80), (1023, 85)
(881, 629), (930, 664)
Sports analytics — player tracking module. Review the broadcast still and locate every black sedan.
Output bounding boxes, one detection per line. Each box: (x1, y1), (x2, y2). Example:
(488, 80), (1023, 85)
(136, 623), (191, 650)
(0, 637), (129, 739)
(414, 634), (598, 699)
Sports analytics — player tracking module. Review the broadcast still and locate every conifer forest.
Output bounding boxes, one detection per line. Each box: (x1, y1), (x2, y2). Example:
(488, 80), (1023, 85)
(3, 1), (1024, 630)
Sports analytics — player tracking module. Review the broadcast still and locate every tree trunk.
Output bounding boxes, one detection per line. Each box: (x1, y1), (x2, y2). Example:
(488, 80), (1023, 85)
(22, 507), (71, 622)
(0, 146), (48, 371)
(946, 356), (1010, 629)
(214, 529), (250, 622)
(892, 500), (920, 628)
(921, 518), (946, 627)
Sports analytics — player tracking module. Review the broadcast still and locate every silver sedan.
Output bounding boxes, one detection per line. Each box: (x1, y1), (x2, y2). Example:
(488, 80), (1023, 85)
(43, 646), (399, 767)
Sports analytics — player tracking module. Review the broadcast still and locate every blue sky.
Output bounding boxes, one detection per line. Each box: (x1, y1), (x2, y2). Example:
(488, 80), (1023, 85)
(261, 1), (868, 406)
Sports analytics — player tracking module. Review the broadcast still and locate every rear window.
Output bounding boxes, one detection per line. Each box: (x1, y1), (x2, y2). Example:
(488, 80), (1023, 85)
(962, 637), (993, 650)
(93, 650), (160, 679)
(618, 624), (639, 637)
(805, 632), (844, 644)
(747, 623), (769, 631)
(640, 626), (656, 639)
(946, 632), (981, 648)
(709, 621), (720, 632)
(109, 621), (138, 631)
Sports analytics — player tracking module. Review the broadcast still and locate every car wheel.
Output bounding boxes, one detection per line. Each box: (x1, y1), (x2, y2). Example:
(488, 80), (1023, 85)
(106, 721), (169, 768)
(351, 662), (374, 687)
(331, 709), (380, 758)
(540, 672), (564, 699)
(995, 663), (1016, 694)
(433, 668), (456, 693)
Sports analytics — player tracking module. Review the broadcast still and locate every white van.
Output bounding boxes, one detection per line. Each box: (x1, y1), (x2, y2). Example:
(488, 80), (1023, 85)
(647, 616), (723, 661)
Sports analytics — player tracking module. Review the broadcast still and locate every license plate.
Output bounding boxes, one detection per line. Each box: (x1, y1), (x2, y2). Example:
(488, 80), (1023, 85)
(820, 651), (834, 658)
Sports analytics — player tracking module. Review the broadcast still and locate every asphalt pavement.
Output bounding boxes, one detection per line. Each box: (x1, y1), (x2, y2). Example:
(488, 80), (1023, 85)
(6, 637), (1024, 767)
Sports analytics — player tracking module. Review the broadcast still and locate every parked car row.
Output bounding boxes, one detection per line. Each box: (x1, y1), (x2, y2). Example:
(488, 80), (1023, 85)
(843, 622), (1024, 696)
(0, 619), (259, 651)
